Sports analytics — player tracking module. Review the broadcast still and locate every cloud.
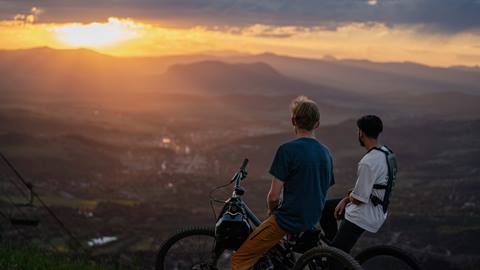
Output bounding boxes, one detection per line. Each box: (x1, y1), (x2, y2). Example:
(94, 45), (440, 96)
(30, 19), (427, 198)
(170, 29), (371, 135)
(51, 18), (143, 47)
(227, 24), (318, 39)
(13, 6), (42, 24)
(1, 1), (479, 33)
(1, 16), (478, 67)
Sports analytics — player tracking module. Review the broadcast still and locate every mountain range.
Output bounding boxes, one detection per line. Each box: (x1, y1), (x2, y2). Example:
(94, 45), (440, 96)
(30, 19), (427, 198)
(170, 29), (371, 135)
(1, 47), (479, 121)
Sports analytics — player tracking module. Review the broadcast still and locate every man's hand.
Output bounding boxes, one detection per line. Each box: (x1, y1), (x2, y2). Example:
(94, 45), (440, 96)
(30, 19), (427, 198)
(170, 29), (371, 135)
(349, 192), (364, 205)
(267, 177), (283, 216)
(267, 198), (279, 216)
(334, 197), (349, 220)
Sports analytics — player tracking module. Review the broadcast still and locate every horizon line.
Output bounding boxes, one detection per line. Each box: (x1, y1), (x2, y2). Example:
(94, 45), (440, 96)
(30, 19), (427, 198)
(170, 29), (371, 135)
(2, 46), (479, 70)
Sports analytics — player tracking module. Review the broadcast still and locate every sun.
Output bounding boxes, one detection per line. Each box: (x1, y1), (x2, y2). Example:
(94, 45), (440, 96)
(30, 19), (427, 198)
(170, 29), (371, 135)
(51, 17), (143, 48)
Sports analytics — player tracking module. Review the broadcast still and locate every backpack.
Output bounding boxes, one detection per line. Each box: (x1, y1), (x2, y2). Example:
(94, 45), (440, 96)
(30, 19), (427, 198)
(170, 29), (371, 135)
(369, 146), (398, 213)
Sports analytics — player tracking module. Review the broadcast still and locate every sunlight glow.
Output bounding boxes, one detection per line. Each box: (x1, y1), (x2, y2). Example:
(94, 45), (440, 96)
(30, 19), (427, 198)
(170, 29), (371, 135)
(0, 16), (478, 67)
(52, 18), (143, 48)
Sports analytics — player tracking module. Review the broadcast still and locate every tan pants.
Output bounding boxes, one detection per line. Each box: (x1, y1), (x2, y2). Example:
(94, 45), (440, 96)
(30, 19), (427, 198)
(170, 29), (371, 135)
(231, 215), (286, 270)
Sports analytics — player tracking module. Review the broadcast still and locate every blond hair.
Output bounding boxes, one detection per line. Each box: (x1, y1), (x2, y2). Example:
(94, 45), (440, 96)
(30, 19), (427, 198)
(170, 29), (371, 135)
(290, 96), (320, 131)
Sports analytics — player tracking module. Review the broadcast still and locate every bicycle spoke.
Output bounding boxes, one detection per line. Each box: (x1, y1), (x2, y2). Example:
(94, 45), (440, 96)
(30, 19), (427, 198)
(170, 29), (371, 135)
(294, 246), (362, 270)
(158, 228), (232, 270)
(166, 236), (211, 267)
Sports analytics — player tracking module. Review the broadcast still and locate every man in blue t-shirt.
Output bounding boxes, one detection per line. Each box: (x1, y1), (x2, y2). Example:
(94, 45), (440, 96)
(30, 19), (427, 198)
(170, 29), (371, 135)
(232, 96), (335, 270)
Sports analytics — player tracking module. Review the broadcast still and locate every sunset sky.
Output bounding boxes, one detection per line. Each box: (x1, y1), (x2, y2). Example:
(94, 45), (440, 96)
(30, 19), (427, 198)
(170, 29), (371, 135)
(0, 0), (479, 67)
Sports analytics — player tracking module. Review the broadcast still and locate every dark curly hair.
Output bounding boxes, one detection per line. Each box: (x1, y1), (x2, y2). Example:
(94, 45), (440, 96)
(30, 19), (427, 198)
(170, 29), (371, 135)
(357, 115), (383, 139)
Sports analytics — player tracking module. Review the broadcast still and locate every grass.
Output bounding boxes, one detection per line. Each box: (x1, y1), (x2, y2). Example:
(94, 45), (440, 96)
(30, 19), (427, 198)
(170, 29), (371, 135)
(0, 245), (113, 270)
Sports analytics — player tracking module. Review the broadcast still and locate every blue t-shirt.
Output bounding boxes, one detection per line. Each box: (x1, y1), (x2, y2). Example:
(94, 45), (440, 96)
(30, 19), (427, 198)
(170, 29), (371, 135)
(269, 137), (335, 233)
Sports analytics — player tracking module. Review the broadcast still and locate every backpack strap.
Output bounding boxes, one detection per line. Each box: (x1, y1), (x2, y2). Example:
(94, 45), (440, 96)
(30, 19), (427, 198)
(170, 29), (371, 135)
(368, 146), (397, 213)
(372, 184), (387, 189)
(368, 146), (390, 155)
(370, 194), (383, 207)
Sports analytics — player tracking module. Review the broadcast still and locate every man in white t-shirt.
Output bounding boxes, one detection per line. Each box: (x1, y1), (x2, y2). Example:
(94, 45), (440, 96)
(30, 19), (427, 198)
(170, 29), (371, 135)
(320, 115), (393, 253)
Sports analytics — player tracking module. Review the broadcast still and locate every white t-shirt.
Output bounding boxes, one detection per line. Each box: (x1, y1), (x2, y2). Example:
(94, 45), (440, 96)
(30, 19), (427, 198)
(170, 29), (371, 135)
(345, 146), (389, 233)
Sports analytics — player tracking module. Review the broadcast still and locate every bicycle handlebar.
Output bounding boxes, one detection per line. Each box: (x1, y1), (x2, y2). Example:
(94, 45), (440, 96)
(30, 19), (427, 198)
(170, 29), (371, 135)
(239, 158), (249, 173)
(230, 158), (249, 185)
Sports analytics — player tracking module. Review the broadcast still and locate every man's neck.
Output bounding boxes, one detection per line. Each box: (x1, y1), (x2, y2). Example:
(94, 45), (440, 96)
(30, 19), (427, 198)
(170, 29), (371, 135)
(364, 139), (379, 151)
(295, 129), (315, 138)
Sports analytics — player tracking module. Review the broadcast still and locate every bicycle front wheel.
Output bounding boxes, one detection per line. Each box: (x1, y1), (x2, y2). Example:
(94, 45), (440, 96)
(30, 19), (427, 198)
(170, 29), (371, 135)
(355, 245), (422, 270)
(155, 227), (232, 270)
(294, 246), (362, 270)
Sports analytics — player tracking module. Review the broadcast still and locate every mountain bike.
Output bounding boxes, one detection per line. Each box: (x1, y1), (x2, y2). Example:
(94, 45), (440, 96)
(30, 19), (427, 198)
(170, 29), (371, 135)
(156, 159), (421, 270)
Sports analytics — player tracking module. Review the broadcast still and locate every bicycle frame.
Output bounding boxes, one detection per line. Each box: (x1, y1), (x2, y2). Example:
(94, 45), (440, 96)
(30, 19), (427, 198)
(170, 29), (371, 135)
(243, 202), (262, 227)
(230, 162), (262, 227)
(213, 159), (295, 269)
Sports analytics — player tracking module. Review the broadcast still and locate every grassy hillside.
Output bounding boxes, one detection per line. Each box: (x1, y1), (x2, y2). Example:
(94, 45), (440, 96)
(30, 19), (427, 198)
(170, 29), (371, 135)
(0, 245), (112, 270)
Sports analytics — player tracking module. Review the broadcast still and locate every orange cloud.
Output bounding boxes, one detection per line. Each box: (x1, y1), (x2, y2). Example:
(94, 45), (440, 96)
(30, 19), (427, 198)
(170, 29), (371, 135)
(13, 7), (42, 24)
(51, 18), (143, 48)
(0, 16), (478, 67)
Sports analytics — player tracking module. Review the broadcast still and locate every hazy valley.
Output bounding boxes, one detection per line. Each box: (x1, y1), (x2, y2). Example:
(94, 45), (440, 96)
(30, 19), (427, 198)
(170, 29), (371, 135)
(0, 47), (479, 269)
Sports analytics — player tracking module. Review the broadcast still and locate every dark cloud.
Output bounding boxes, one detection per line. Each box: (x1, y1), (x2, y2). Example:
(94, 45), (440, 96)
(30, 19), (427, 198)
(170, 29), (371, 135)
(0, 0), (479, 33)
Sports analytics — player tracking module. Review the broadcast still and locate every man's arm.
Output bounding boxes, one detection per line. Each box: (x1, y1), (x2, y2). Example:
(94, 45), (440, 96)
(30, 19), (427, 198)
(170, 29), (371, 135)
(335, 188), (365, 219)
(267, 177), (283, 215)
(349, 163), (375, 205)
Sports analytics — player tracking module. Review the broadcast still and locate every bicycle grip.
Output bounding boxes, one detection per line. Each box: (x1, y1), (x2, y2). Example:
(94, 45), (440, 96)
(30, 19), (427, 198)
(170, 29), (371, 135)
(239, 158), (249, 172)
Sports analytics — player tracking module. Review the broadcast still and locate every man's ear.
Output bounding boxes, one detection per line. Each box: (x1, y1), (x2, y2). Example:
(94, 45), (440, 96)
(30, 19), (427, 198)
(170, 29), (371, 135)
(291, 116), (296, 127)
(314, 121), (320, 129)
